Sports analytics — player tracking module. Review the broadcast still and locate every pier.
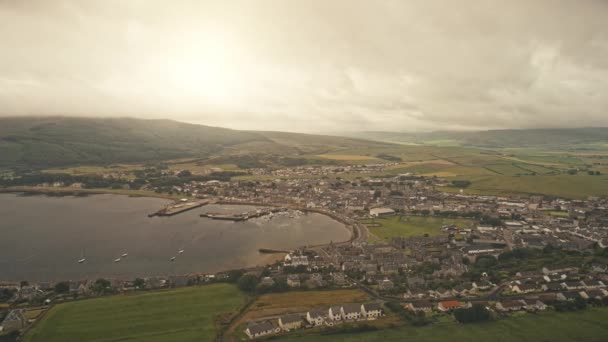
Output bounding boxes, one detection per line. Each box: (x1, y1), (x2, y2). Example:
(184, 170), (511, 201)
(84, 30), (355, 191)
(149, 199), (209, 217)
(200, 207), (287, 221)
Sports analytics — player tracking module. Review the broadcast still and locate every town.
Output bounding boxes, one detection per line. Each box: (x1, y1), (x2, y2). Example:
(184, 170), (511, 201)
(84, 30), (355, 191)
(2, 162), (608, 340)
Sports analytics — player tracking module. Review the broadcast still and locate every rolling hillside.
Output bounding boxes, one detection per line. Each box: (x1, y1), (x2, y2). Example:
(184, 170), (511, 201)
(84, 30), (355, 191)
(0, 117), (392, 168)
(351, 128), (608, 149)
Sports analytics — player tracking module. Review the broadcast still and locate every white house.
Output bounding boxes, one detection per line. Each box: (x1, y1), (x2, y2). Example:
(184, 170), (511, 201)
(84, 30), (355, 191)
(328, 306), (342, 321)
(361, 303), (383, 319)
(370, 208), (395, 217)
(245, 321), (281, 339)
(306, 309), (326, 326)
(341, 303), (363, 320)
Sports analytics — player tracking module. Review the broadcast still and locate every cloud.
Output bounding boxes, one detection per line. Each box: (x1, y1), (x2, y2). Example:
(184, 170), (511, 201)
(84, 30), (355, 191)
(0, 0), (607, 132)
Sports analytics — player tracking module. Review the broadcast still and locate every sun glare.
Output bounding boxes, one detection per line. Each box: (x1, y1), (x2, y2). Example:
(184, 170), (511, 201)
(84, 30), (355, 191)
(168, 30), (241, 106)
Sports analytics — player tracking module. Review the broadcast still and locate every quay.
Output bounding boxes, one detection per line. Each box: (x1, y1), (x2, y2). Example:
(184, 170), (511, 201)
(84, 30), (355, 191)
(200, 207), (287, 221)
(148, 199), (209, 217)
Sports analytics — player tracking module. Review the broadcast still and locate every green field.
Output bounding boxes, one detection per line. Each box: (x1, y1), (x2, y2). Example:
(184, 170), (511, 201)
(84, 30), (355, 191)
(363, 215), (473, 240)
(24, 284), (246, 342)
(281, 307), (608, 342)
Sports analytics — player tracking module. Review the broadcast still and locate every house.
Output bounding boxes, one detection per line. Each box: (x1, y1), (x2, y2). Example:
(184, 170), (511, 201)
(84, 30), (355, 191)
(522, 299), (547, 311)
(472, 279), (494, 291)
(259, 277), (275, 287)
(341, 303), (363, 320)
(370, 208), (395, 217)
(437, 300), (462, 312)
(405, 300), (432, 313)
(542, 266), (579, 275)
(378, 279), (394, 291)
(306, 309), (326, 326)
(582, 280), (605, 289)
(328, 306), (343, 321)
(586, 289), (608, 300)
(542, 282), (563, 292)
(361, 303), (383, 319)
(511, 283), (539, 294)
(287, 275), (301, 288)
(496, 300), (526, 312)
(332, 272), (346, 286)
(278, 314), (302, 331)
(0, 309), (26, 333)
(245, 321), (281, 339)
(561, 281), (585, 291)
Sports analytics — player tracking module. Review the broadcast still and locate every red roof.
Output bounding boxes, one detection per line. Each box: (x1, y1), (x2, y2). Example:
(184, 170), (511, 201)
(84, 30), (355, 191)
(439, 300), (462, 308)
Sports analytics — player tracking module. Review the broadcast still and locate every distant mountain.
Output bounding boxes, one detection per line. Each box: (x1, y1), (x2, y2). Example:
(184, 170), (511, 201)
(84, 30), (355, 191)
(0, 117), (391, 168)
(348, 128), (608, 149)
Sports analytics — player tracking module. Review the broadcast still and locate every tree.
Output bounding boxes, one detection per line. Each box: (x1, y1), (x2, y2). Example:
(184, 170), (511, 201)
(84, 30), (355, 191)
(454, 304), (492, 323)
(54, 281), (70, 294)
(134, 278), (145, 289)
(92, 278), (112, 295)
(237, 274), (259, 292)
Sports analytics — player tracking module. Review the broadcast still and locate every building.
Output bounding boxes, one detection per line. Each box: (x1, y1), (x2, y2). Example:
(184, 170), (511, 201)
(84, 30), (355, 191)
(378, 279), (395, 291)
(306, 309), (326, 326)
(496, 300), (526, 312)
(278, 314), (302, 331)
(370, 208), (395, 217)
(437, 300), (463, 312)
(245, 321), (280, 339)
(287, 275), (301, 288)
(328, 306), (342, 321)
(0, 309), (26, 333)
(341, 303), (363, 320)
(405, 300), (433, 313)
(361, 303), (383, 319)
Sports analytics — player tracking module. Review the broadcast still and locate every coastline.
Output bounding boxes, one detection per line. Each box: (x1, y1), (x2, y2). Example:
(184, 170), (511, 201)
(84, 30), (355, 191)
(0, 189), (356, 282)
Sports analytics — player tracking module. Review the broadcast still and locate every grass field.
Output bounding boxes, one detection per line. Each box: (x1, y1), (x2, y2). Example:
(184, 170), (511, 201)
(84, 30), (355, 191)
(363, 215), (474, 240)
(23, 284), (246, 342)
(280, 307), (608, 342)
(241, 290), (370, 322)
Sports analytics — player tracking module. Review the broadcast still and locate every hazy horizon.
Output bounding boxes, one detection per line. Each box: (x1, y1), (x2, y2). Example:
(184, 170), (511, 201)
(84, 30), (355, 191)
(1, 0), (608, 133)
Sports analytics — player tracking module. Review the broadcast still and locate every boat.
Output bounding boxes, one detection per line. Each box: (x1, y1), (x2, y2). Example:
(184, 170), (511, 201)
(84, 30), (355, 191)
(77, 250), (86, 263)
(170, 256), (176, 261)
(114, 258), (121, 263)
(121, 253), (128, 258)
(178, 249), (185, 254)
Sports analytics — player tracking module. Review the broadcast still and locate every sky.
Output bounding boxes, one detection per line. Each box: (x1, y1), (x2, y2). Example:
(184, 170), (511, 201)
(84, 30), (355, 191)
(1, 0), (607, 133)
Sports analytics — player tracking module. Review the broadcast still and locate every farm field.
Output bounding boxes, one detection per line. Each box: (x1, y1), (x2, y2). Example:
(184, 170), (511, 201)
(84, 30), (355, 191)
(363, 215), (474, 240)
(23, 284), (246, 342)
(280, 307), (608, 342)
(440, 174), (608, 199)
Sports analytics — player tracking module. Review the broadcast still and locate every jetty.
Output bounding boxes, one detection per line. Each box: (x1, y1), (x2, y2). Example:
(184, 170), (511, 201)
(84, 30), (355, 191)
(149, 199), (209, 217)
(200, 207), (287, 221)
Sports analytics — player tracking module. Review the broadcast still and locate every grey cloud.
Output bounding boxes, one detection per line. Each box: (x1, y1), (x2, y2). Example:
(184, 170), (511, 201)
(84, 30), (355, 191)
(0, 0), (607, 132)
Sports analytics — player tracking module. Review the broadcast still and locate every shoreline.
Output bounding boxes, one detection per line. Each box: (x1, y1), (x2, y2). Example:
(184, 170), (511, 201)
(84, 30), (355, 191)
(0, 189), (357, 283)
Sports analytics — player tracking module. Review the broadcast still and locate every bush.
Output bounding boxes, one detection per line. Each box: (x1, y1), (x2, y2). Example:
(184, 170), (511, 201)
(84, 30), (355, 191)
(454, 304), (492, 323)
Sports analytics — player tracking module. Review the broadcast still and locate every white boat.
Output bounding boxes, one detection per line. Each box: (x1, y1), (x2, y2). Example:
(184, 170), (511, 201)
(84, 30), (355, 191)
(121, 253), (128, 258)
(114, 258), (121, 263)
(77, 258), (86, 264)
(170, 256), (176, 261)
(178, 249), (185, 254)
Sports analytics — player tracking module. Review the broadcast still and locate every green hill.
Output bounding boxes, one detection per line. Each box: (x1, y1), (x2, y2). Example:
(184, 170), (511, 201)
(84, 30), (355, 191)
(0, 117), (392, 169)
(351, 128), (608, 149)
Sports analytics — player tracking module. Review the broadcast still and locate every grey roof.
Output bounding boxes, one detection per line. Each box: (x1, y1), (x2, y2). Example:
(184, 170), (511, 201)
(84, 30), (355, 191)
(363, 303), (382, 312)
(280, 314), (302, 325)
(308, 308), (326, 318)
(342, 303), (362, 314)
(247, 321), (276, 335)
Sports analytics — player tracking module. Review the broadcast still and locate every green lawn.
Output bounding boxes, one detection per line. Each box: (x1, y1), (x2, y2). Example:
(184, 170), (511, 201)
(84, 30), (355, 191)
(363, 215), (473, 240)
(281, 307), (608, 341)
(23, 284), (246, 342)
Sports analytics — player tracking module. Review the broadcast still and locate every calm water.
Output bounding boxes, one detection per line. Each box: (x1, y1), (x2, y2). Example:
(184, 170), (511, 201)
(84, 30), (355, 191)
(0, 193), (350, 282)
